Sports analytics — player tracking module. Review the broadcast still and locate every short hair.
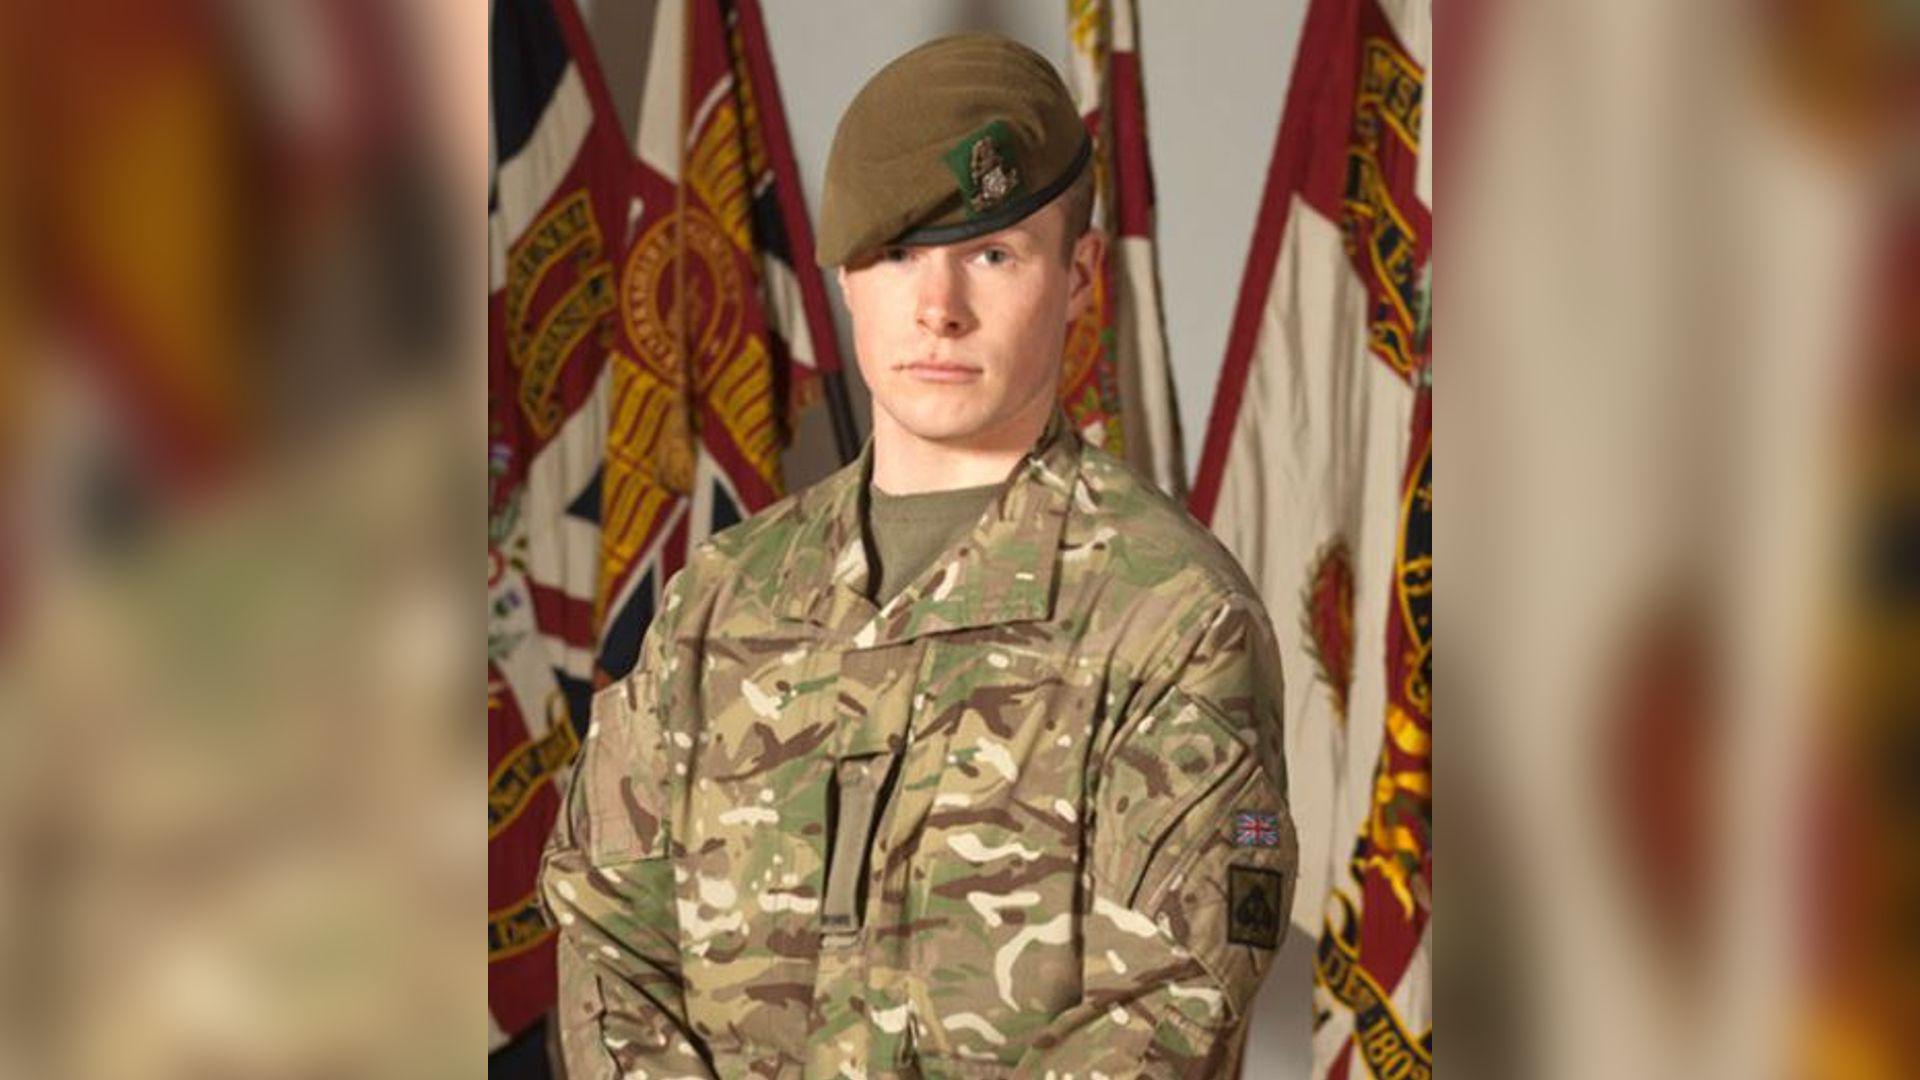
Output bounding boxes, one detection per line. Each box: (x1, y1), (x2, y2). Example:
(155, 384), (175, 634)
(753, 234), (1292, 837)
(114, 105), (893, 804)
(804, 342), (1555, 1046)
(1056, 163), (1096, 262)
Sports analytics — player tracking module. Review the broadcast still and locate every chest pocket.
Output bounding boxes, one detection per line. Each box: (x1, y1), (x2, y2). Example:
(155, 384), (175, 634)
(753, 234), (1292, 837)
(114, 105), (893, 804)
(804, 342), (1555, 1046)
(903, 634), (1096, 1067)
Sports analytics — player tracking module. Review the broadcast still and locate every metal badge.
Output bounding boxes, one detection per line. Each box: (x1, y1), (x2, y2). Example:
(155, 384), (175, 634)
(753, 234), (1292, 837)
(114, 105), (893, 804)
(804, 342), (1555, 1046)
(944, 120), (1023, 217)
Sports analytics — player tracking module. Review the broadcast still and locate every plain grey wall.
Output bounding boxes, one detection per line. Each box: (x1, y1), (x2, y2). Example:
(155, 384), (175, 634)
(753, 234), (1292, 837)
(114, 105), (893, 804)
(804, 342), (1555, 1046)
(581, 2), (1315, 1074)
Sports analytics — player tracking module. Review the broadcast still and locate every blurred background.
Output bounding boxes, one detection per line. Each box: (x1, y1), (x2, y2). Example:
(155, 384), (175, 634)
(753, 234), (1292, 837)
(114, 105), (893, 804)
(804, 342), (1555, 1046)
(0, 0), (478, 1076)
(0, 0), (1914, 1077)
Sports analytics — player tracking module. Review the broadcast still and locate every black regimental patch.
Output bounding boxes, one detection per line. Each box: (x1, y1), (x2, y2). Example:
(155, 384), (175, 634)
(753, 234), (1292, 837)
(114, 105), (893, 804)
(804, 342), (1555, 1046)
(1227, 865), (1283, 950)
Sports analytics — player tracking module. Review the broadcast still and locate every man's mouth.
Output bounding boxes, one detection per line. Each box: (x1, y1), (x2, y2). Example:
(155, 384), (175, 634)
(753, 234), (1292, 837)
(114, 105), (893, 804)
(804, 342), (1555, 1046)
(898, 360), (982, 383)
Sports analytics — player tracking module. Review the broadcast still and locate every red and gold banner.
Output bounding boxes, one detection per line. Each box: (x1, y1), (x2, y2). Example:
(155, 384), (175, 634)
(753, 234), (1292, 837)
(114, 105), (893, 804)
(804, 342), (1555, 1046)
(1190, 0), (1431, 1075)
(488, 0), (634, 1043)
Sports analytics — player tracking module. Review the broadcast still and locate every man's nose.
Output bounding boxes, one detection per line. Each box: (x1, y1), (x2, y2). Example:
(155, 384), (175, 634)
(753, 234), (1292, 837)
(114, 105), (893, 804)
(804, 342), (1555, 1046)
(914, 255), (974, 337)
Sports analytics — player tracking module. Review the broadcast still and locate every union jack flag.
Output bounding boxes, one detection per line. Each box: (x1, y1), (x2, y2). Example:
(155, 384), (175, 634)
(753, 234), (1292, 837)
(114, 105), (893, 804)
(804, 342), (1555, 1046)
(1234, 810), (1284, 848)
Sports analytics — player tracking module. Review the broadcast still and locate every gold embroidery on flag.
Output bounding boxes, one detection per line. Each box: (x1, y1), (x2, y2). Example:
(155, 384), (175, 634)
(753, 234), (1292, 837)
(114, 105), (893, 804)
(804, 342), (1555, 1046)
(1316, 893), (1432, 1079)
(1397, 446), (1434, 714)
(622, 207), (748, 390)
(725, 17), (826, 428)
(687, 89), (752, 254)
(506, 191), (598, 333)
(518, 266), (615, 439)
(597, 351), (687, 625)
(726, 18), (770, 185)
(1341, 37), (1426, 380)
(487, 690), (581, 841)
(1359, 40), (1423, 152)
(488, 888), (555, 962)
(1385, 701), (1431, 757)
(507, 190), (617, 437)
(607, 192), (787, 614)
(701, 334), (782, 491)
(1067, 0), (1102, 57)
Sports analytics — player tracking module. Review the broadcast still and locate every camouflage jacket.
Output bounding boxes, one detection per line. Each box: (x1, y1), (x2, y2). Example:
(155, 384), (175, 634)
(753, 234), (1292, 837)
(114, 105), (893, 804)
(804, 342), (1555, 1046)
(540, 406), (1296, 1079)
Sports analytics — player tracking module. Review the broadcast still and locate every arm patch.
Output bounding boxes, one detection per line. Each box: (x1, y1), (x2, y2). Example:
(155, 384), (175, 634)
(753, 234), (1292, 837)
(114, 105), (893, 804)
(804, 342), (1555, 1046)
(1226, 865), (1284, 950)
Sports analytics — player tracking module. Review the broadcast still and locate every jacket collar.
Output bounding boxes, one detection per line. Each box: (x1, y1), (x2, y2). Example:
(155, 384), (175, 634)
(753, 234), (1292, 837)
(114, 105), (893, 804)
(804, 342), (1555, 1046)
(776, 404), (1083, 645)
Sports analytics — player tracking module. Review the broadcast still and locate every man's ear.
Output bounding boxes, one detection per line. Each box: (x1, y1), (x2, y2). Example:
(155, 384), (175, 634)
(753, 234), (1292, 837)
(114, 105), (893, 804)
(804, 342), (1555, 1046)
(1066, 228), (1106, 322)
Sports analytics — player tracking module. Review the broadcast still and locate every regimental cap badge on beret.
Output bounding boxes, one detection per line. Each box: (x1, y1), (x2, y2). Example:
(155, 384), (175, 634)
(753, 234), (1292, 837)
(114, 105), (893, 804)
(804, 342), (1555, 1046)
(944, 120), (1023, 217)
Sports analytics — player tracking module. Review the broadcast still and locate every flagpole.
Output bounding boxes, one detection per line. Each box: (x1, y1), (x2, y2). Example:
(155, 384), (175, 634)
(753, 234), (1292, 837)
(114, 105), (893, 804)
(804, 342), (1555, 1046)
(673, 0), (697, 475)
(817, 370), (859, 465)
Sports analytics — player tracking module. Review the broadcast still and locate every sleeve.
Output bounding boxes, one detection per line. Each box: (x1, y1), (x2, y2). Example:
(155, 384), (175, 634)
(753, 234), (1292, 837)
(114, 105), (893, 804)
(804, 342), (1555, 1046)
(1012, 591), (1297, 1078)
(537, 578), (716, 1079)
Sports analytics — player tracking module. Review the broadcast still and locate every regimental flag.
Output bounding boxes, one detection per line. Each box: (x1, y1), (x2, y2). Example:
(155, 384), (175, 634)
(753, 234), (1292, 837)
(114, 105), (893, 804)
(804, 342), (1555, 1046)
(488, 0), (632, 1047)
(1060, 0), (1185, 498)
(487, 0), (842, 1051)
(1188, 1), (1431, 1077)
(593, 0), (846, 685)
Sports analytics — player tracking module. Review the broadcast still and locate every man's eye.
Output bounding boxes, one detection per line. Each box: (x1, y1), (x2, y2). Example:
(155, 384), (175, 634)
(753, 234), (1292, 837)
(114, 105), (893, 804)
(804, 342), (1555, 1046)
(978, 247), (1012, 266)
(881, 247), (910, 263)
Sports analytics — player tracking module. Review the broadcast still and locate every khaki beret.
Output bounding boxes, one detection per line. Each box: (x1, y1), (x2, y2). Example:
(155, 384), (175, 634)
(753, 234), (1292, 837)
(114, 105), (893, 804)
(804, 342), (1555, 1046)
(816, 33), (1091, 267)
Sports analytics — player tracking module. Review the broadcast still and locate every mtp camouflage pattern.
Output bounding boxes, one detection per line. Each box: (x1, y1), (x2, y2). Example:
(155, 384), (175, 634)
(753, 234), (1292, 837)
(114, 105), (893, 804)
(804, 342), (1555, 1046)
(540, 406), (1297, 1078)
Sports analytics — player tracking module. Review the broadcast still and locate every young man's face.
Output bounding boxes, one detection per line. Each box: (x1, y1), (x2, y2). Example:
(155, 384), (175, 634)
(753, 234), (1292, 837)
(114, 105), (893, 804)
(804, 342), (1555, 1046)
(839, 197), (1103, 449)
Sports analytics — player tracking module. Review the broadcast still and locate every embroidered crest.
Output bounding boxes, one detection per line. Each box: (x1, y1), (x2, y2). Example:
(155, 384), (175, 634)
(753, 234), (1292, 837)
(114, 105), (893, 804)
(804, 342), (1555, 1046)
(944, 120), (1022, 216)
(1227, 865), (1283, 950)
(1302, 539), (1356, 724)
(1233, 810), (1284, 848)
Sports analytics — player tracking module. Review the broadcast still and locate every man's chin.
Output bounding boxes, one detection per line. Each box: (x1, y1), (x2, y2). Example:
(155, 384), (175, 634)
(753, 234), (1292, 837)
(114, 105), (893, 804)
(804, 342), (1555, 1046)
(876, 389), (1057, 448)
(873, 396), (990, 439)
(889, 414), (987, 444)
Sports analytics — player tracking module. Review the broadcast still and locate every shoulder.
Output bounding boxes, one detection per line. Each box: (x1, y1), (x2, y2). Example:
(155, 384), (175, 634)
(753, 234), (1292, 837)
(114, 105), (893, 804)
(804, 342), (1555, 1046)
(663, 457), (857, 618)
(1063, 444), (1282, 702)
(695, 489), (807, 577)
(1069, 442), (1263, 613)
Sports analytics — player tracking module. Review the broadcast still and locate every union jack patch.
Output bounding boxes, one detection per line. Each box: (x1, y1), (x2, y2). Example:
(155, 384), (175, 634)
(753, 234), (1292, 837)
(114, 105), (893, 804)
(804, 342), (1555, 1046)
(1233, 811), (1283, 848)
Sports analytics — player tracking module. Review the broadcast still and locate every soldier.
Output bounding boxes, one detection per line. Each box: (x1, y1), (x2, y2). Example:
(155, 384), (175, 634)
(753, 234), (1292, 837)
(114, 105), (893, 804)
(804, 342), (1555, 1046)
(540, 32), (1296, 1079)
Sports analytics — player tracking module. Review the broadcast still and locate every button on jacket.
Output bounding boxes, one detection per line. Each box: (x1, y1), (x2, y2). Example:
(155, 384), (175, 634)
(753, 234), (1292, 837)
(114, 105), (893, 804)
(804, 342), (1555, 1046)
(540, 406), (1297, 1078)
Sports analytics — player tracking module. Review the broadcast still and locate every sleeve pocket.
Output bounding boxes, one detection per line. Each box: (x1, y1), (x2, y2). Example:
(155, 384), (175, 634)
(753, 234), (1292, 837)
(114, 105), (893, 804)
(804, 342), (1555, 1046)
(1138, 760), (1296, 1023)
(582, 677), (672, 866)
(1098, 686), (1252, 910)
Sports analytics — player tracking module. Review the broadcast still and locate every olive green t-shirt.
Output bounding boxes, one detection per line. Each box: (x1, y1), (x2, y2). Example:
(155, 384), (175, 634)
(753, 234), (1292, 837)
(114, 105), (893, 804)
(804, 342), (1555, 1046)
(864, 479), (1007, 607)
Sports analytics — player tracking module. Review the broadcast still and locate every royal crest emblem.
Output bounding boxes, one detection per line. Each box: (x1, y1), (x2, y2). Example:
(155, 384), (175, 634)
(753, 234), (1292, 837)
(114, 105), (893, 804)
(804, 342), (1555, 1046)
(1303, 539), (1357, 723)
